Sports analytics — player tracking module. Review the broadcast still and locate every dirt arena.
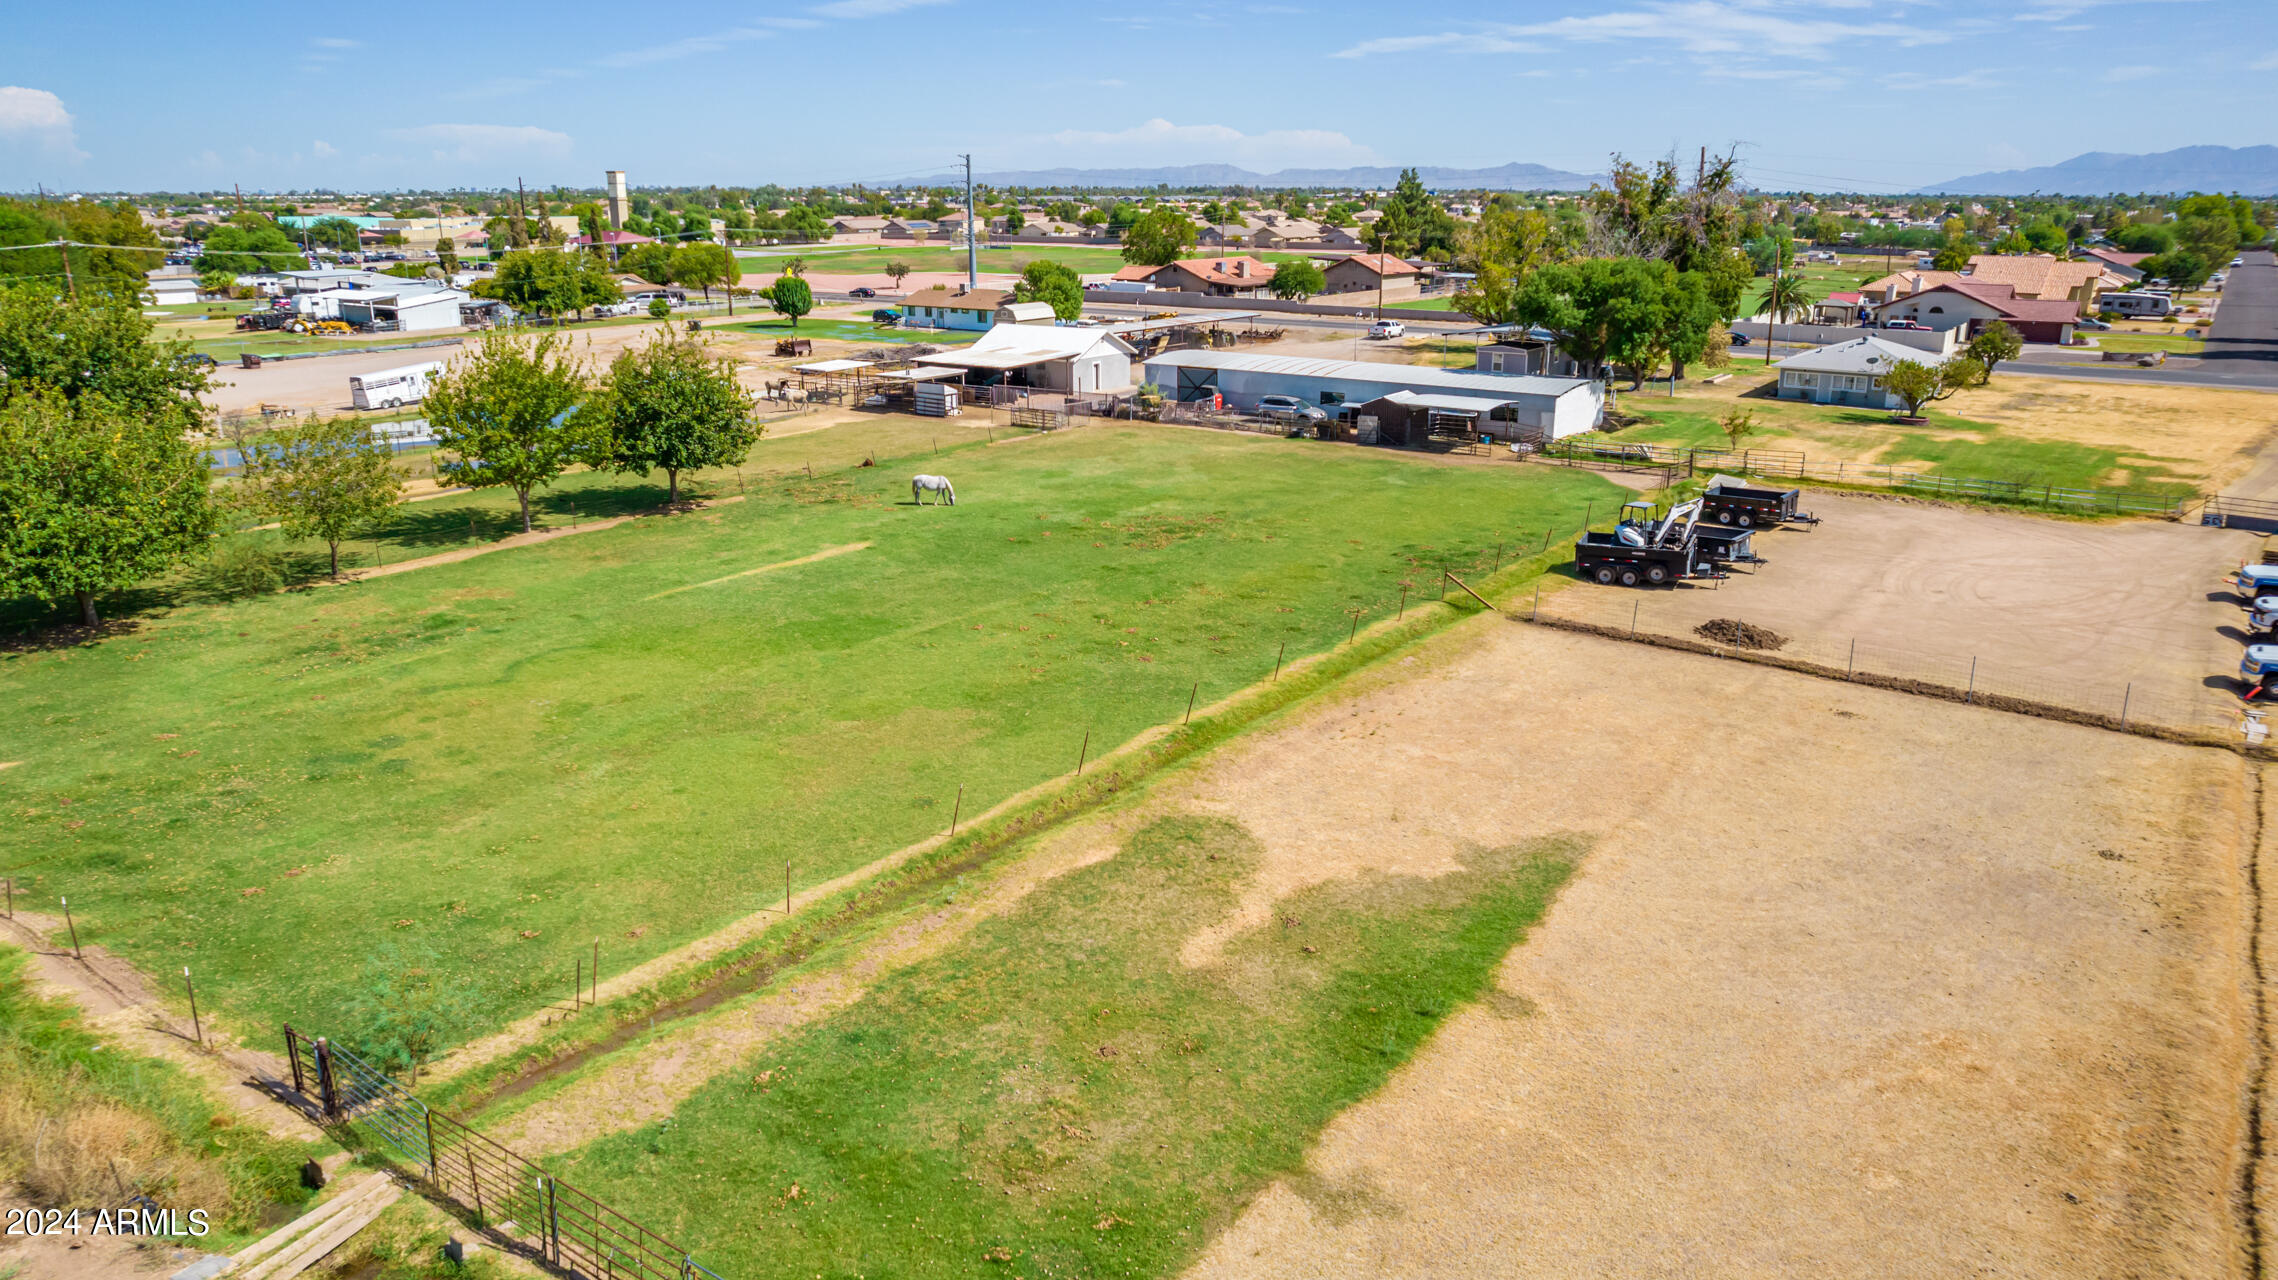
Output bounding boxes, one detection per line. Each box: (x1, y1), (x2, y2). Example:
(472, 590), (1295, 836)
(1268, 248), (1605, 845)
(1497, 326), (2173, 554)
(1124, 619), (2258, 1279)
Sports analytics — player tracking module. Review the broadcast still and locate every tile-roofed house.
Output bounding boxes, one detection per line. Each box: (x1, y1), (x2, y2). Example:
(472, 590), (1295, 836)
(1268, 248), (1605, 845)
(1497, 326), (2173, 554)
(1960, 254), (2108, 308)
(1869, 280), (2081, 344)
(1194, 222), (1258, 248)
(1857, 269), (1963, 307)
(1125, 257), (1278, 297)
(1322, 254), (1422, 298)
(2079, 245), (2153, 283)
(830, 215), (890, 236)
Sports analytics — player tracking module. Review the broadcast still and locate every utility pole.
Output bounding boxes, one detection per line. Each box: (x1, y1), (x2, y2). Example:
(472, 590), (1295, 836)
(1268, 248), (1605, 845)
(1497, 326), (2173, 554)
(961, 153), (977, 289)
(56, 240), (77, 302)
(234, 183), (245, 215)
(517, 177), (529, 248)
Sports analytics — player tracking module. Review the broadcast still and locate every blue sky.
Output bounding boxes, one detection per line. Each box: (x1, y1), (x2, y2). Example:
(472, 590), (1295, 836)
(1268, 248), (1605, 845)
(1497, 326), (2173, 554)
(1, 0), (2270, 194)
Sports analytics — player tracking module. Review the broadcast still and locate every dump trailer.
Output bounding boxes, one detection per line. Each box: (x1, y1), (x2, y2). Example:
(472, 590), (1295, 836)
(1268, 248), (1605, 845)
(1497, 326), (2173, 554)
(1701, 475), (1818, 528)
(1574, 500), (1725, 587)
(1694, 524), (1762, 566)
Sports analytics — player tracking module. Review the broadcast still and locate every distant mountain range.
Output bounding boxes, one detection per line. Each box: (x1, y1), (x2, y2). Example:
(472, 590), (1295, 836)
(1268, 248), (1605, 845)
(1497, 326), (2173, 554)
(1916, 145), (2278, 195)
(956, 162), (1606, 191)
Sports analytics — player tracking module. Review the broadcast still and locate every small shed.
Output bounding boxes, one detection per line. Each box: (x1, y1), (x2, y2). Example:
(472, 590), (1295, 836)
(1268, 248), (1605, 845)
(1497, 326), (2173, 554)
(1357, 390), (1551, 447)
(997, 300), (1057, 325)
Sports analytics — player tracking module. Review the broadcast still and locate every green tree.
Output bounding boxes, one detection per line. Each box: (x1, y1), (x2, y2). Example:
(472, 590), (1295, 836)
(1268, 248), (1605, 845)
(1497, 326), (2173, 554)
(571, 250), (624, 318)
(1120, 209), (1196, 266)
(2019, 220), (2067, 253)
(1990, 228), (2033, 255)
(1719, 406), (1758, 450)
(1964, 321), (2024, 379)
(423, 332), (595, 533)
(197, 269), (234, 295)
(2111, 223), (2176, 255)
(2175, 213), (2240, 269)
(618, 242), (676, 285)
(1763, 272), (1817, 324)
(2141, 248), (2213, 289)
(647, 298), (671, 319)
(768, 274), (814, 329)
(342, 943), (478, 1084)
(1003, 206), (1026, 234)
(0, 284), (209, 433)
(671, 243), (739, 301)
(1510, 257), (1704, 384)
(1931, 237), (1972, 272)
(590, 328), (758, 503)
(433, 235), (459, 277)
(1880, 355), (1986, 418)
(199, 218), (302, 276)
(1014, 260), (1086, 319)
(238, 415), (405, 577)
(1268, 258), (1326, 301)
(473, 249), (580, 320)
(0, 197), (167, 295)
(884, 261), (911, 292)
(0, 386), (217, 626)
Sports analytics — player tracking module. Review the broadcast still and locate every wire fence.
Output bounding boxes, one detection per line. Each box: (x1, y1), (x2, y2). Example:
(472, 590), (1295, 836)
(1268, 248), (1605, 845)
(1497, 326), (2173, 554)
(284, 1026), (722, 1280)
(1523, 584), (2252, 742)
(1542, 440), (2191, 517)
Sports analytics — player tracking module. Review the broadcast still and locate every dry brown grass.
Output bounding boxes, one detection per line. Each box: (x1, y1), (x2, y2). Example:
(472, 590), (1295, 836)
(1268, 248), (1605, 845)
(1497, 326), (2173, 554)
(0, 1079), (229, 1211)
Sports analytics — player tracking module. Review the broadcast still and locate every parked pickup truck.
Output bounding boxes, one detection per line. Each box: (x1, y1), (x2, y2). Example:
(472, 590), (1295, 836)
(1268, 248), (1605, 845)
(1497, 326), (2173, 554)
(1700, 476), (1818, 529)
(2235, 564), (2278, 599)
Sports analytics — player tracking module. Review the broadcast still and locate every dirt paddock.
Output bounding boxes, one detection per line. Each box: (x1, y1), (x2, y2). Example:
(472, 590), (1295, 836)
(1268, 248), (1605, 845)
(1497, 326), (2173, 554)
(1120, 619), (2260, 1278)
(1546, 491), (2262, 717)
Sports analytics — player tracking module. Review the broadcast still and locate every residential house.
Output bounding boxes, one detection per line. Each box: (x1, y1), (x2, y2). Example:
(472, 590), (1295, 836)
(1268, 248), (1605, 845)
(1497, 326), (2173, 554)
(830, 215), (890, 236)
(1194, 222), (1257, 248)
(882, 218), (940, 240)
(1857, 269), (1964, 307)
(1120, 257), (1278, 297)
(1248, 219), (1326, 250)
(899, 285), (1015, 331)
(1959, 254), (2110, 310)
(2079, 245), (2153, 283)
(1771, 336), (1924, 411)
(1321, 254), (1422, 299)
(1868, 280), (2080, 344)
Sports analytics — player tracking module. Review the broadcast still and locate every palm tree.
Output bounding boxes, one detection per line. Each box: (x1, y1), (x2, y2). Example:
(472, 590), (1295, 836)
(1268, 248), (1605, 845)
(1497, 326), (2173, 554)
(1762, 272), (1818, 365)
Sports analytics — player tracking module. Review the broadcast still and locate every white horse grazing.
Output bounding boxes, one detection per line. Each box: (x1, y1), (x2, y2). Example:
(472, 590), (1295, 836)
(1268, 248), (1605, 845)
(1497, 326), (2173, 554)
(911, 474), (957, 506)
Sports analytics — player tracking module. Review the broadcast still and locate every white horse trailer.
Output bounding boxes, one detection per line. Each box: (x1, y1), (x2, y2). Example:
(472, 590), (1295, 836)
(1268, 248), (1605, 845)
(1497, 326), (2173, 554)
(350, 361), (444, 410)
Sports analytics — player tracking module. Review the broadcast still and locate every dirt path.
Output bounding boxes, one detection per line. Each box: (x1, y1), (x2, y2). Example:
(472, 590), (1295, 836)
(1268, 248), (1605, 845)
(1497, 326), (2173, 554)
(0, 914), (323, 1142)
(1151, 620), (2254, 1279)
(328, 496), (745, 585)
(482, 823), (1120, 1157)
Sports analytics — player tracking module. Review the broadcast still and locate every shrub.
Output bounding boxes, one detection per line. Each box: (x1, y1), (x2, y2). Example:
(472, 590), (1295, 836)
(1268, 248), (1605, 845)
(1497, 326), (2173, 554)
(647, 298), (671, 319)
(195, 539), (285, 599)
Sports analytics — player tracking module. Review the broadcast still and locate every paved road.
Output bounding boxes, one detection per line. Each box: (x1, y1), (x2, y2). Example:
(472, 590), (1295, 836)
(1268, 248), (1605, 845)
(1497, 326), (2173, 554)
(2204, 248), (2278, 371)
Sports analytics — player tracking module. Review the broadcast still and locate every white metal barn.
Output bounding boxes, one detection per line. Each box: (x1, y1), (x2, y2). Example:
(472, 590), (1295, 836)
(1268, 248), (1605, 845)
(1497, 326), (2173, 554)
(1141, 350), (1605, 439)
(332, 287), (470, 334)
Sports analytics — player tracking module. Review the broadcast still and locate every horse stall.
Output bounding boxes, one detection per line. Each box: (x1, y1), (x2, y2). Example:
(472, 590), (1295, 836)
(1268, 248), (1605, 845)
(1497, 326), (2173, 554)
(788, 357), (877, 407)
(865, 365), (967, 414)
(1357, 391), (1539, 453)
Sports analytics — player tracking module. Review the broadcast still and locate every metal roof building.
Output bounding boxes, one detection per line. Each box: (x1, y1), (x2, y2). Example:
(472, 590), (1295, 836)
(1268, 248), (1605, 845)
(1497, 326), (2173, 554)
(1142, 349), (1605, 439)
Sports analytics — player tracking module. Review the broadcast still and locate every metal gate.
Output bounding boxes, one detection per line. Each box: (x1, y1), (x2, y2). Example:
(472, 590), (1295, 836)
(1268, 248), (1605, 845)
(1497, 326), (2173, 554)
(284, 1026), (722, 1280)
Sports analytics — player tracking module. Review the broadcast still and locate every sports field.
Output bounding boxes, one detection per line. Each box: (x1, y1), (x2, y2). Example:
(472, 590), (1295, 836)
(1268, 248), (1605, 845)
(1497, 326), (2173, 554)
(0, 421), (1621, 1053)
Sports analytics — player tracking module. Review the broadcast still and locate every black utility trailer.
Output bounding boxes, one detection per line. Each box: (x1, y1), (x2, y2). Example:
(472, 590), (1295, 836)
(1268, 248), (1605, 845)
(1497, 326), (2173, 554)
(1701, 476), (1818, 528)
(1573, 500), (1728, 587)
(1693, 525), (1762, 566)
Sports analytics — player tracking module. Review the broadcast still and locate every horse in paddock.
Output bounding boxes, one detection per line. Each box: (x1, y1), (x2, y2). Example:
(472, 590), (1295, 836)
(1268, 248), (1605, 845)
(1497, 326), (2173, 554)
(911, 474), (956, 506)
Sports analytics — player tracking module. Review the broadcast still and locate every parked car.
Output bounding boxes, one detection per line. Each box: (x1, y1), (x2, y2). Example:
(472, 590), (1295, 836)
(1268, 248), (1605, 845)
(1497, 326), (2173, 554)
(848, 286), (877, 298)
(2075, 314), (2112, 331)
(1881, 319), (1931, 331)
(2233, 257), (2246, 268)
(174, 351), (219, 369)
(1728, 330), (1752, 347)
(1366, 319), (1405, 339)
(1256, 394), (1326, 424)
(872, 309), (900, 326)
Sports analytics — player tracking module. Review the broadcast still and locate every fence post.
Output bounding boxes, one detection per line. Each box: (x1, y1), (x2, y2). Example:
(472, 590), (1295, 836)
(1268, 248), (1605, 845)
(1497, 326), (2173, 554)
(2121, 683), (2132, 729)
(1185, 681), (1198, 724)
(61, 897), (81, 961)
(184, 968), (201, 1047)
(285, 1025), (305, 1097)
(1967, 657), (1977, 705)
(547, 1177), (562, 1265)
(426, 1109), (438, 1186)
(950, 783), (963, 835)
(314, 1037), (340, 1120)
(1630, 599), (1640, 637)
(1847, 638), (1856, 679)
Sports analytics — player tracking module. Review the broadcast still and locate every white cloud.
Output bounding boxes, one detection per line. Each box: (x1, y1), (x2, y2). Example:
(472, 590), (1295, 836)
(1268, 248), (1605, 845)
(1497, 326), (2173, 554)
(2013, 0), (2206, 20)
(0, 86), (85, 161)
(313, 139), (338, 159)
(311, 36), (359, 48)
(2251, 51), (2278, 71)
(386, 123), (572, 164)
(810, 0), (948, 15)
(1037, 118), (1376, 169)
(1336, 1), (1948, 60)
(2102, 63), (2165, 81)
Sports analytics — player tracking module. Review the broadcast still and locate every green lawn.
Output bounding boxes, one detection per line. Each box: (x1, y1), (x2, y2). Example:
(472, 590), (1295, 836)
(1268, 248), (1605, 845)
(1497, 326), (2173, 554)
(550, 814), (1576, 1279)
(2088, 331), (2204, 355)
(0, 422), (1620, 1052)
(717, 317), (949, 344)
(1601, 395), (2198, 495)
(1385, 293), (1465, 312)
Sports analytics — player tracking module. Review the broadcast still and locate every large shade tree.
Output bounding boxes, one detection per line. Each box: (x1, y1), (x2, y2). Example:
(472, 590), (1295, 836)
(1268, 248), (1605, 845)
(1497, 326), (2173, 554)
(423, 332), (596, 533)
(239, 415), (405, 577)
(0, 386), (216, 625)
(590, 328), (758, 503)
